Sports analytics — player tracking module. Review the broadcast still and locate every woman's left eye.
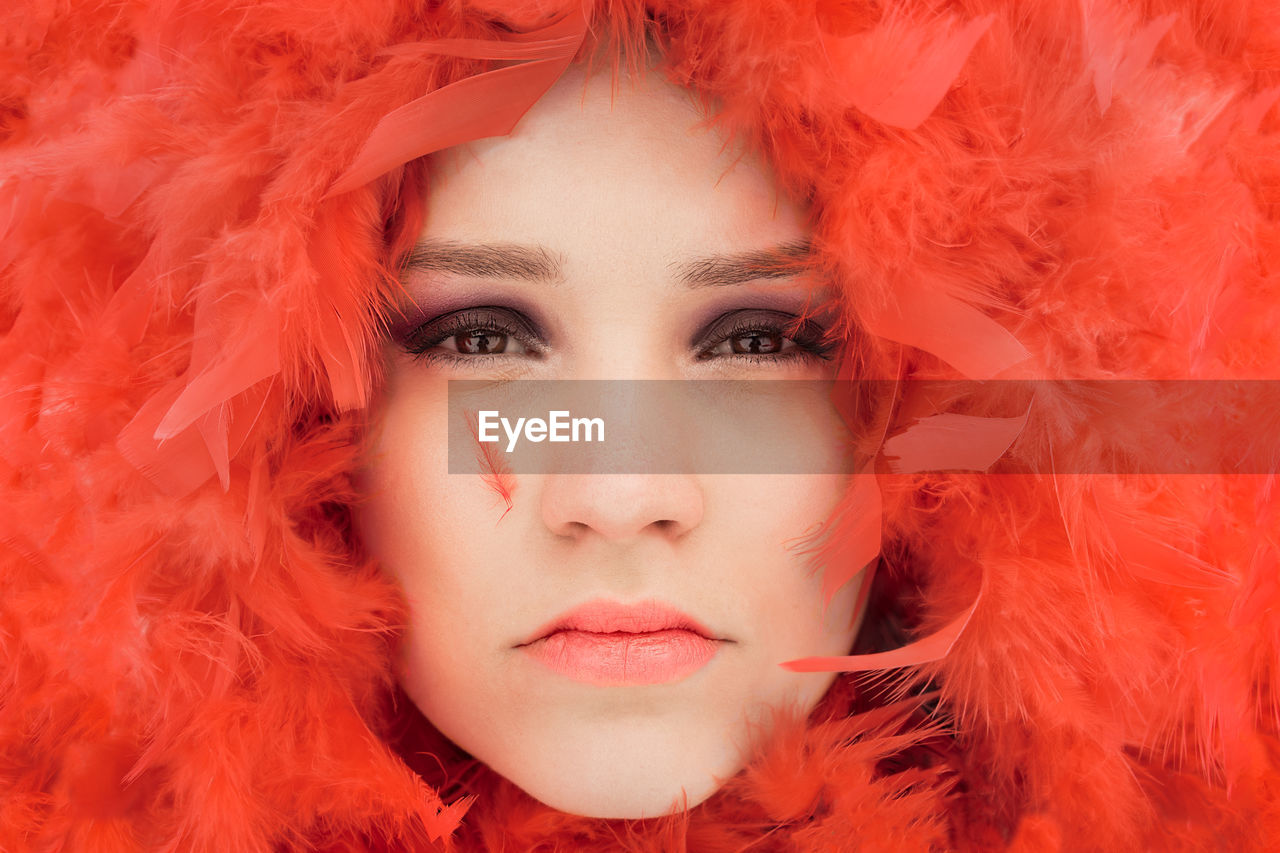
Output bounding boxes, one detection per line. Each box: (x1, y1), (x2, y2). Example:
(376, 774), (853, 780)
(695, 309), (833, 362)
(701, 330), (795, 357)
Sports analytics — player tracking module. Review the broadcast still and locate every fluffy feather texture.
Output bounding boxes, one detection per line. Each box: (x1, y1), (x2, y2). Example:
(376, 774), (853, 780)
(2, 0), (1279, 849)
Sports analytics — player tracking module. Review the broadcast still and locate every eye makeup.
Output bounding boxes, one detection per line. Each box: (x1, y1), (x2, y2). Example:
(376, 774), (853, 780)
(692, 308), (836, 363)
(391, 302), (836, 370)
(387, 273), (840, 370)
(394, 305), (547, 367)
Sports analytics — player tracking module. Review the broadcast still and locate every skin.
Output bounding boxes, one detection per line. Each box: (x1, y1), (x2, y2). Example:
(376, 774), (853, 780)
(354, 64), (869, 819)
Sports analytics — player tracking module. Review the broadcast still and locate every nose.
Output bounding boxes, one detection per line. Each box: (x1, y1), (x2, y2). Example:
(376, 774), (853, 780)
(540, 473), (704, 541)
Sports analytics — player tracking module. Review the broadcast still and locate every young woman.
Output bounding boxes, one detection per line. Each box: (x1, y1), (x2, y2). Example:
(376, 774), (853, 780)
(356, 59), (876, 821)
(3, 1), (1278, 850)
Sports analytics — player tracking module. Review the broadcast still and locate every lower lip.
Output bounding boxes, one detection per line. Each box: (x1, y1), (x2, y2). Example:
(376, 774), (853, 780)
(522, 629), (719, 685)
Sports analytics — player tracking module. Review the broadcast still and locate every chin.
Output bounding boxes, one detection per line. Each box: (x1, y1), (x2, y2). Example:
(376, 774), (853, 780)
(484, 722), (744, 819)
(517, 767), (723, 820)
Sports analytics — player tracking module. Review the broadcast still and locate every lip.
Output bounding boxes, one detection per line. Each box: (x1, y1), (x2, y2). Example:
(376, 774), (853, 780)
(517, 599), (722, 686)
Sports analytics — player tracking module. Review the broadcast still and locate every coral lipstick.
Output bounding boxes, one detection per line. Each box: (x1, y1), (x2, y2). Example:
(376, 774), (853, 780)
(518, 599), (721, 686)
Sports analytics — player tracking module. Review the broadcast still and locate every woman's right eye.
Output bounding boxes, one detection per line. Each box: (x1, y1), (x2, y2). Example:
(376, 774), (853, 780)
(440, 329), (523, 355)
(397, 307), (543, 365)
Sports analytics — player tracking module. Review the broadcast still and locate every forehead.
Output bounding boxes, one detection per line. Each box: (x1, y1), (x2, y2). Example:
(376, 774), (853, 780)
(420, 65), (807, 258)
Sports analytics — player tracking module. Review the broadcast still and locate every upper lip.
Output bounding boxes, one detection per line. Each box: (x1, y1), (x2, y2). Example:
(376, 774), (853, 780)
(519, 598), (717, 645)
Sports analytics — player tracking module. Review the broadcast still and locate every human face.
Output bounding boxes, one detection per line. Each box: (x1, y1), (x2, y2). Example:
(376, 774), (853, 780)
(355, 66), (868, 818)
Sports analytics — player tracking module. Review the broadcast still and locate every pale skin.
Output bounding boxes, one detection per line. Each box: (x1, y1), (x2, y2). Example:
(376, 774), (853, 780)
(354, 64), (868, 818)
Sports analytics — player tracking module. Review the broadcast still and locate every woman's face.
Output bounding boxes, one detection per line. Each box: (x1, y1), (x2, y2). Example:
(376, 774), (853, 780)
(356, 66), (867, 818)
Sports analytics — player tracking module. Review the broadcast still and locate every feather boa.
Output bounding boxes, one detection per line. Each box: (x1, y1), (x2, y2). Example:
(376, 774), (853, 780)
(2, 0), (1279, 849)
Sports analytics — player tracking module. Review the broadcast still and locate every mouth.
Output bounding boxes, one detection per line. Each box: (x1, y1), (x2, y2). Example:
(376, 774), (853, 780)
(517, 599), (723, 686)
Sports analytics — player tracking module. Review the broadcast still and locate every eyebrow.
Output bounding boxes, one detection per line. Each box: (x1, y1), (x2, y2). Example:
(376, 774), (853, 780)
(671, 240), (812, 288)
(399, 239), (812, 287)
(401, 241), (565, 283)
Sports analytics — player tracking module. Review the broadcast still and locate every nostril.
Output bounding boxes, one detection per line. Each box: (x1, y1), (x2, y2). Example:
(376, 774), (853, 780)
(560, 520), (591, 538)
(539, 474), (705, 542)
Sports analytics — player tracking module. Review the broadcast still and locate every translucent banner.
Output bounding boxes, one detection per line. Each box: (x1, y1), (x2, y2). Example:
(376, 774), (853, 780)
(446, 380), (1280, 475)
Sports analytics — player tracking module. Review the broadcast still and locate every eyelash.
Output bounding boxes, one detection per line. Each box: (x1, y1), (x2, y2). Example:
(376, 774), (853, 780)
(396, 307), (835, 367)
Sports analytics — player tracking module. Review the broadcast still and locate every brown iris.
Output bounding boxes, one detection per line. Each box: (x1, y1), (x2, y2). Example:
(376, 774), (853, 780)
(454, 330), (508, 354)
(730, 332), (785, 354)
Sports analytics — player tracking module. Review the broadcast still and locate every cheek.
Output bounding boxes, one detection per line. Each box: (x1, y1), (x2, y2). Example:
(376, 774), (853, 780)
(355, 399), (517, 723)
(711, 473), (862, 645)
(356, 368), (516, 570)
(355, 382), (447, 569)
(354, 381), (498, 648)
(697, 473), (865, 732)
